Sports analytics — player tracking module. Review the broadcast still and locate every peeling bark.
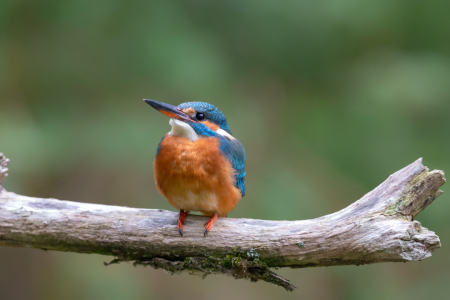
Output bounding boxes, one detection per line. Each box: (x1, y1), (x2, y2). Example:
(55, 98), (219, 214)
(0, 153), (445, 291)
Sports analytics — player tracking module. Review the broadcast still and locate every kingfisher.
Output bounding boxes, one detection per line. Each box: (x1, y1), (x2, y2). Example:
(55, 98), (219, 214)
(144, 99), (246, 237)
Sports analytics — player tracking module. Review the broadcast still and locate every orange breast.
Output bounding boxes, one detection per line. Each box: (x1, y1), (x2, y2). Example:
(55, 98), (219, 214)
(153, 134), (242, 217)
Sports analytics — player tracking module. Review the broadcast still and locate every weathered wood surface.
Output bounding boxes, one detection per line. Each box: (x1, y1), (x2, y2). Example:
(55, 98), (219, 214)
(0, 153), (445, 291)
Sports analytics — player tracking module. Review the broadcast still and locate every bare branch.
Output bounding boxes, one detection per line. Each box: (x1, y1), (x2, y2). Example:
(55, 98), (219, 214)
(0, 153), (445, 291)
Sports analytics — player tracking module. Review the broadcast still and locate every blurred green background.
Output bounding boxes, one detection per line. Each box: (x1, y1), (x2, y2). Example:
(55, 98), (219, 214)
(1, 0), (450, 299)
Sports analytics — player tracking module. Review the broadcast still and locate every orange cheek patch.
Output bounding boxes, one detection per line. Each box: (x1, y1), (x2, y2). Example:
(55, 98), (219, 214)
(201, 120), (219, 131)
(182, 108), (196, 115)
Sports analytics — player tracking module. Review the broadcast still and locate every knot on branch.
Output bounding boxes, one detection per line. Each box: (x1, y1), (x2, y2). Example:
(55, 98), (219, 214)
(0, 153), (10, 189)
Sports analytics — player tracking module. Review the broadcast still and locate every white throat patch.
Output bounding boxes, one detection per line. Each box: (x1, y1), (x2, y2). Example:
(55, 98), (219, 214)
(169, 119), (199, 141)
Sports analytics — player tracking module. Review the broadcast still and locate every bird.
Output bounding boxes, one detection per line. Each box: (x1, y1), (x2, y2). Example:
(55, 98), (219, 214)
(144, 99), (246, 237)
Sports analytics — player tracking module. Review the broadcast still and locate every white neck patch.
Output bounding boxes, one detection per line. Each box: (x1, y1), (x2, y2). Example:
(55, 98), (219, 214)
(169, 119), (199, 141)
(216, 128), (235, 140)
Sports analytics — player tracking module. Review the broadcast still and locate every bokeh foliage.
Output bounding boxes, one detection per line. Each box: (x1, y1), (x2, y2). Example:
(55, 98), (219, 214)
(1, 1), (450, 299)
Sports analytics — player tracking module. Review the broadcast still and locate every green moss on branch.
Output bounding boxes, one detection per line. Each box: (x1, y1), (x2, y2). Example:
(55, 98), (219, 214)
(105, 248), (296, 292)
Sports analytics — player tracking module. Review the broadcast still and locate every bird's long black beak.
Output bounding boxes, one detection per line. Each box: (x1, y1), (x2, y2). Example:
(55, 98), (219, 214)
(144, 99), (191, 122)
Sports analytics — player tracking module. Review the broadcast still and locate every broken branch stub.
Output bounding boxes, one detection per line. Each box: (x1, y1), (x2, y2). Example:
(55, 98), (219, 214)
(0, 153), (9, 190)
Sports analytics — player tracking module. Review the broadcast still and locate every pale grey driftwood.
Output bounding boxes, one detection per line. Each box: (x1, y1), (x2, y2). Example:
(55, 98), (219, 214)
(0, 153), (445, 291)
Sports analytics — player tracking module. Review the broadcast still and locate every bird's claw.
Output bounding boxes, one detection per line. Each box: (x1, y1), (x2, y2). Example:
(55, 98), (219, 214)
(178, 210), (189, 237)
(203, 213), (218, 238)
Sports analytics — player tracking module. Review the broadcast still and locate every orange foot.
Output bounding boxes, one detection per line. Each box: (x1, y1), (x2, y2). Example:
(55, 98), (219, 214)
(178, 209), (189, 236)
(204, 213), (218, 237)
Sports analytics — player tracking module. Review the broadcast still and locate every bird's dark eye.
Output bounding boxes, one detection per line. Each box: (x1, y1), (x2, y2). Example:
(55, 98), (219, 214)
(196, 113), (205, 121)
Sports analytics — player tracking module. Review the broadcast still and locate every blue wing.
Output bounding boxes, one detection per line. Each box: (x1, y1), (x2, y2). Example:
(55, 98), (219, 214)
(219, 137), (246, 196)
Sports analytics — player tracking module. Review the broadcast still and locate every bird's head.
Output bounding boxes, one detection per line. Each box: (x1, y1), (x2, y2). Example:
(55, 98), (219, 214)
(144, 99), (234, 141)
